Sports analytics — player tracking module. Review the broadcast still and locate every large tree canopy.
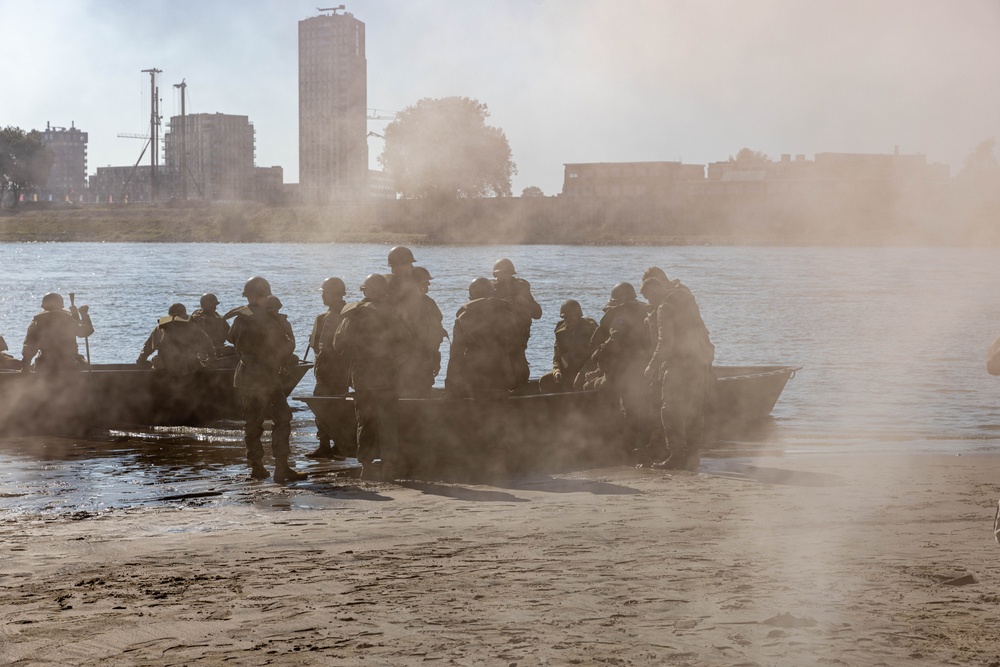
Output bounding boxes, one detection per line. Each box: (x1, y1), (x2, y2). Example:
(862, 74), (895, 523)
(0, 126), (53, 207)
(378, 97), (516, 198)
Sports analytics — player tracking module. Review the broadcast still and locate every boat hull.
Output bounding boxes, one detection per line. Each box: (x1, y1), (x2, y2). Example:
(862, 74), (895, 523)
(0, 362), (312, 435)
(300, 365), (798, 479)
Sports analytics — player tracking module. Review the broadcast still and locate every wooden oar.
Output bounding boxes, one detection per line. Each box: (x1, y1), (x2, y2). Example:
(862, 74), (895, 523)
(69, 292), (91, 367)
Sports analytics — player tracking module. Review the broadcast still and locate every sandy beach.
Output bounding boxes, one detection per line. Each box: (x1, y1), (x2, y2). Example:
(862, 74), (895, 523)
(2, 452), (999, 666)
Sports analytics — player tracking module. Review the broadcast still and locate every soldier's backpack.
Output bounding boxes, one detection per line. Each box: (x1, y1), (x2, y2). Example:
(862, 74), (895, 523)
(987, 336), (1000, 376)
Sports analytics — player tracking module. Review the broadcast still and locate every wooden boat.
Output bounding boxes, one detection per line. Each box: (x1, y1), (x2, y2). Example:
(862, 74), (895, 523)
(299, 365), (799, 479)
(0, 362), (312, 435)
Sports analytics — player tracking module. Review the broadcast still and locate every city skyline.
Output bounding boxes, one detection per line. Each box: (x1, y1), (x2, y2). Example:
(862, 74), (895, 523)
(3, 0), (998, 197)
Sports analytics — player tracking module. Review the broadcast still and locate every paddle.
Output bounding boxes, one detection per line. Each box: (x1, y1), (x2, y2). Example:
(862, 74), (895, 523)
(69, 292), (91, 367)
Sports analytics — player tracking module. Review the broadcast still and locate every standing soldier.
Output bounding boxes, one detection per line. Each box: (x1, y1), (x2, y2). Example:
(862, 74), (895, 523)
(385, 246), (439, 395)
(228, 276), (306, 483)
(334, 273), (404, 481)
(491, 258), (542, 385)
(307, 277), (352, 459)
(642, 276), (715, 472)
(539, 300), (599, 393)
(21, 292), (94, 376)
(190, 293), (234, 359)
(590, 282), (653, 458)
(411, 266), (447, 388)
(446, 277), (521, 398)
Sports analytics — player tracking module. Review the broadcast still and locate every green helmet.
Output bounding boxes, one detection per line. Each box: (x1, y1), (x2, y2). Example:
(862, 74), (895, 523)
(492, 258), (516, 276)
(609, 282), (637, 306)
(360, 273), (389, 300)
(412, 266), (432, 283)
(200, 293), (219, 308)
(387, 246), (416, 267)
(321, 277), (346, 294)
(41, 292), (64, 311)
(469, 277), (495, 300)
(242, 276), (272, 298)
(559, 299), (582, 318)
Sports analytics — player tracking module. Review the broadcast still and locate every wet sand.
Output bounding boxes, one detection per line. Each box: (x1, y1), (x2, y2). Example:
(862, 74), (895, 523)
(2, 452), (999, 666)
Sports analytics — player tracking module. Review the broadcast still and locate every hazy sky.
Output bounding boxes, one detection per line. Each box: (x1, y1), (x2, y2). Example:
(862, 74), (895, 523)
(3, 0), (998, 196)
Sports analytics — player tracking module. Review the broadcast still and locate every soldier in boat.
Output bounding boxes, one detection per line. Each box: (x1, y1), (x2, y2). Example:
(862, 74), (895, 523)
(21, 292), (93, 376)
(190, 293), (236, 361)
(307, 277), (352, 460)
(491, 258), (542, 385)
(384, 246), (443, 396)
(0, 335), (21, 370)
(446, 277), (521, 398)
(334, 273), (405, 481)
(589, 282), (653, 457)
(641, 275), (716, 472)
(136, 303), (215, 376)
(539, 300), (599, 394)
(228, 276), (306, 483)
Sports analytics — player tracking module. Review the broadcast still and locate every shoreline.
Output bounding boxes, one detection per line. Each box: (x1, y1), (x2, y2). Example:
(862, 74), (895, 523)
(3, 450), (999, 665)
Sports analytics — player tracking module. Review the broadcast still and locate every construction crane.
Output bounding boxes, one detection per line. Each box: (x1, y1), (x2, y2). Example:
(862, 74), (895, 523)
(117, 133), (163, 142)
(367, 108), (396, 121)
(318, 5), (345, 14)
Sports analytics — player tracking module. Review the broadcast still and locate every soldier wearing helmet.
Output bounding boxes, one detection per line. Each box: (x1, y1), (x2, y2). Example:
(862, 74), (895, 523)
(538, 299), (599, 394)
(490, 258), (542, 385)
(21, 292), (94, 376)
(190, 293), (235, 359)
(136, 303), (215, 376)
(589, 281), (654, 458)
(384, 248), (444, 396)
(227, 276), (305, 483)
(306, 277), (351, 460)
(641, 274), (715, 472)
(333, 273), (406, 481)
(445, 277), (521, 398)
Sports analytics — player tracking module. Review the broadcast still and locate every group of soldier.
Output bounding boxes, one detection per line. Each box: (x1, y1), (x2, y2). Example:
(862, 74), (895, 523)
(2, 245), (715, 482)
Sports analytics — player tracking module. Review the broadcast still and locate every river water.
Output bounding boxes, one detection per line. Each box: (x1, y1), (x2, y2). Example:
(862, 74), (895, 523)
(2, 243), (1000, 515)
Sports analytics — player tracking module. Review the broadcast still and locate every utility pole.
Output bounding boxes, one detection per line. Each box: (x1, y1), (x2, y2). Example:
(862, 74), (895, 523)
(142, 68), (162, 202)
(173, 79), (187, 200)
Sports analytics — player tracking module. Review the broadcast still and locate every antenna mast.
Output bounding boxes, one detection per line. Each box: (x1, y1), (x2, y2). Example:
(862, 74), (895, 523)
(142, 68), (162, 201)
(173, 79), (187, 200)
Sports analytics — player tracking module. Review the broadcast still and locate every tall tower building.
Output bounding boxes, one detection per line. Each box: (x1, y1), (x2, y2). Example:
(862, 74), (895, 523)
(164, 112), (256, 201)
(298, 9), (367, 202)
(40, 121), (88, 201)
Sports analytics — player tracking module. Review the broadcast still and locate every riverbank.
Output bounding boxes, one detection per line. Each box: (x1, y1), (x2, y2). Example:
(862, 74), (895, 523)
(2, 200), (994, 245)
(2, 451), (998, 666)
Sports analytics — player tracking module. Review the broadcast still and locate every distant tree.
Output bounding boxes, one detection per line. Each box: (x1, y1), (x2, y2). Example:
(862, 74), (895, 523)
(0, 126), (53, 207)
(728, 148), (771, 165)
(378, 97), (517, 198)
(521, 185), (544, 198)
(958, 138), (1000, 183)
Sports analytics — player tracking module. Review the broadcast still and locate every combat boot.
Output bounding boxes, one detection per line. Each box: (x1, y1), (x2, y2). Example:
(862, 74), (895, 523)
(249, 459), (269, 480)
(306, 439), (334, 459)
(274, 460), (308, 483)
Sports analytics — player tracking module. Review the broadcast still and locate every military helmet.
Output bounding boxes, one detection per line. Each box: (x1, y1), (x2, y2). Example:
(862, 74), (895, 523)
(640, 278), (667, 300)
(642, 266), (668, 282)
(559, 299), (583, 318)
(468, 277), (495, 300)
(609, 282), (637, 305)
(387, 246), (416, 267)
(200, 293), (219, 308)
(41, 292), (64, 311)
(320, 277), (346, 294)
(167, 303), (188, 318)
(360, 273), (389, 299)
(412, 266), (432, 283)
(242, 276), (272, 298)
(492, 258), (516, 276)
(265, 295), (283, 311)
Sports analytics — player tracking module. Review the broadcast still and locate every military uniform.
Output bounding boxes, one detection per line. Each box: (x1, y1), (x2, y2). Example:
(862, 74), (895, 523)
(386, 274), (444, 396)
(0, 335), (21, 370)
(227, 304), (296, 468)
(333, 297), (405, 467)
(138, 317), (215, 376)
(539, 316), (598, 393)
(491, 277), (541, 384)
(310, 301), (354, 456)
(445, 297), (521, 398)
(648, 280), (715, 468)
(591, 299), (653, 454)
(21, 308), (94, 376)
(190, 309), (230, 349)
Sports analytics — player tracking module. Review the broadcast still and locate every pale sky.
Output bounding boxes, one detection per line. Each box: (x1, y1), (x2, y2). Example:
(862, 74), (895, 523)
(3, 0), (998, 196)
